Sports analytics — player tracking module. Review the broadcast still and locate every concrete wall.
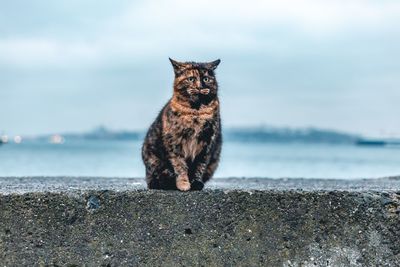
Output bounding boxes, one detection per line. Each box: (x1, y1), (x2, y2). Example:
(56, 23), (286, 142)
(0, 177), (399, 266)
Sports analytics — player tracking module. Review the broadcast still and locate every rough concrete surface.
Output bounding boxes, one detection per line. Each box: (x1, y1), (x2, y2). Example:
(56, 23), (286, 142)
(0, 177), (399, 266)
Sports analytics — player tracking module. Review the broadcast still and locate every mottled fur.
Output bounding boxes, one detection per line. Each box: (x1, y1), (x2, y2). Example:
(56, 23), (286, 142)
(142, 58), (222, 191)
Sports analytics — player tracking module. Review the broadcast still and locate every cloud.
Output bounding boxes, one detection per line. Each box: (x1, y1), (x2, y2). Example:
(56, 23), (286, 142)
(1, 0), (400, 137)
(0, 39), (100, 67)
(0, 0), (399, 67)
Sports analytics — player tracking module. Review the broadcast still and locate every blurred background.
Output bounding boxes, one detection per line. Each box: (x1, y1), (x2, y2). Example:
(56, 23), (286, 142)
(1, 0), (399, 178)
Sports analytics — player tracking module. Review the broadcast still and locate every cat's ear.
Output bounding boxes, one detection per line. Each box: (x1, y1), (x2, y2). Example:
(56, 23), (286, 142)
(169, 58), (186, 74)
(205, 59), (221, 71)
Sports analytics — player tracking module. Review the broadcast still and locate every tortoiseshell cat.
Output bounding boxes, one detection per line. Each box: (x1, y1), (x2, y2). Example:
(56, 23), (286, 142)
(142, 58), (222, 191)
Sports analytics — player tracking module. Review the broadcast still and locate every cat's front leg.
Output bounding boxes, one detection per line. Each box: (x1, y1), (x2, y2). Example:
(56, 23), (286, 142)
(191, 163), (207, 191)
(163, 130), (191, 191)
(191, 148), (213, 190)
(169, 156), (191, 191)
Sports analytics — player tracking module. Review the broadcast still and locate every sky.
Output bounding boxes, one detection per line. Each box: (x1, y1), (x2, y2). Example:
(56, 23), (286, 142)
(1, 0), (399, 138)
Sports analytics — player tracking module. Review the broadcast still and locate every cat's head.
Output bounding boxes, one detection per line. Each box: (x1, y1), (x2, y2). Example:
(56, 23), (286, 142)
(169, 58), (220, 109)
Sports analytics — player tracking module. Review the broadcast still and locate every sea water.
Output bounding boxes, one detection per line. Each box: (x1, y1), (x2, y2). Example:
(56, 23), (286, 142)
(0, 140), (399, 179)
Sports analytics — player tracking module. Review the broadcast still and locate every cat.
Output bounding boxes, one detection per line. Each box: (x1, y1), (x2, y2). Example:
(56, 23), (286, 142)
(142, 58), (222, 191)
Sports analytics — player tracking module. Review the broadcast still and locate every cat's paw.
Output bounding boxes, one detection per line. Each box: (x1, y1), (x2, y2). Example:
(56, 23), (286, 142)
(191, 180), (204, 191)
(176, 179), (191, 191)
(148, 179), (160, 190)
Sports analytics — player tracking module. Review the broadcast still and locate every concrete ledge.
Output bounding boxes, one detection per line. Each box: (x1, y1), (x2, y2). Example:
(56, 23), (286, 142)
(0, 177), (399, 266)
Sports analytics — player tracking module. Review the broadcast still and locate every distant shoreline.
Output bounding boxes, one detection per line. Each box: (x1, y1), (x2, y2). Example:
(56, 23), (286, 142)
(5, 126), (398, 146)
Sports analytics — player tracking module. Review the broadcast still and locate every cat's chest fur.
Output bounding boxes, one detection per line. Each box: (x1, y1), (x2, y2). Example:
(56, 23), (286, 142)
(162, 103), (216, 161)
(178, 115), (207, 161)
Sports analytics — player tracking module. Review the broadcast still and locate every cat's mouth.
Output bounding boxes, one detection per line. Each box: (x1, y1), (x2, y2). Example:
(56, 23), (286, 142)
(187, 88), (210, 95)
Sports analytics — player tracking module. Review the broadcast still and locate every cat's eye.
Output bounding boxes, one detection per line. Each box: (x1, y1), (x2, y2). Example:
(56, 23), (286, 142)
(187, 77), (196, 82)
(203, 77), (210, 82)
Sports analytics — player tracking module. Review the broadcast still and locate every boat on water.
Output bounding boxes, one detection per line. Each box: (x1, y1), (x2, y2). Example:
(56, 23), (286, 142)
(0, 133), (6, 145)
(0, 135), (8, 145)
(356, 139), (386, 146)
(356, 138), (400, 147)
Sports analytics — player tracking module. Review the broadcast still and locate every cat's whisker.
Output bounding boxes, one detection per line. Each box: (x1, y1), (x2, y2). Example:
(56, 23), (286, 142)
(187, 88), (200, 95)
